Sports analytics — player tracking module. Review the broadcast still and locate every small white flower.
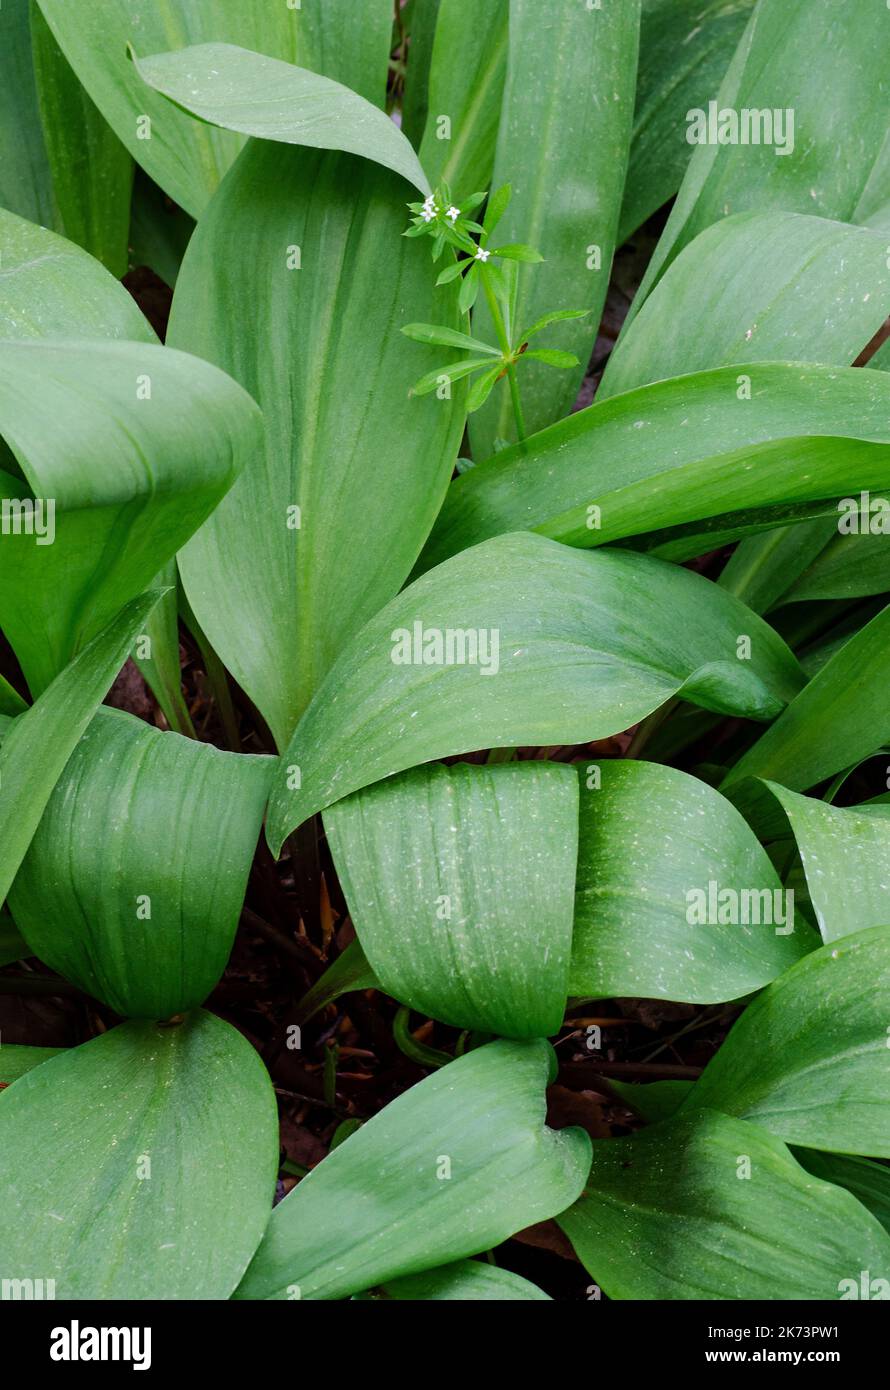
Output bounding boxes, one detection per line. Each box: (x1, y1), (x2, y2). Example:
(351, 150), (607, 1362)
(421, 206), (436, 223)
(447, 206), (461, 223)
(475, 246), (491, 262)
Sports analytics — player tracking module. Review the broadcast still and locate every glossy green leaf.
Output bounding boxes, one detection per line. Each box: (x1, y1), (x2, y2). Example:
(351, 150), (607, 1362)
(423, 363), (890, 569)
(0, 0), (54, 225)
(629, 0), (890, 320)
(235, 1038), (590, 1300)
(682, 927), (890, 1155)
(796, 1151), (890, 1236)
(401, 0), (442, 147)
(30, 2), (133, 276)
(570, 761), (813, 1004)
(358, 1259), (551, 1301)
(0, 337), (262, 696)
(559, 1109), (890, 1299)
(170, 144), (464, 750)
(131, 43), (430, 197)
(324, 760), (579, 1037)
(724, 602), (890, 794)
(0, 907), (30, 967)
(782, 528), (890, 604)
(295, 938), (380, 1027)
(0, 1045), (62, 1086)
(601, 213), (890, 399)
(0, 207), (154, 343)
(295, 0), (393, 108)
(717, 515), (838, 615)
(8, 708), (274, 1018)
(417, 0), (508, 196)
(267, 532), (803, 851)
(605, 1078), (693, 1126)
(0, 1012), (278, 1298)
(0, 590), (162, 908)
(470, 0), (640, 453)
(618, 0), (755, 244)
(755, 782), (890, 945)
(35, 0), (300, 216)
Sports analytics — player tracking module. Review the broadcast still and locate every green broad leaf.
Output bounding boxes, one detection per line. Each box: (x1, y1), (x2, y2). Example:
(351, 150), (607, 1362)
(266, 532), (803, 852)
(30, 2), (133, 276)
(234, 1038), (591, 1301)
(796, 1151), (890, 1237)
(401, 322), (500, 355)
(0, 1044), (62, 1086)
(0, 207), (155, 343)
(34, 0), (300, 217)
(570, 761), (813, 1005)
(618, 0), (755, 244)
(0, 337), (262, 698)
(294, 0), (393, 108)
(717, 516), (838, 615)
(0, 590), (162, 908)
(754, 782), (890, 945)
(0, 907), (30, 967)
(723, 602), (890, 794)
(8, 708), (274, 1018)
(681, 927), (890, 1156)
(0, 675), (27, 717)
(469, 0), (640, 454)
(0, 0), (55, 225)
(169, 146), (465, 751)
(601, 213), (890, 399)
(418, 0), (508, 196)
(558, 1109), (890, 1300)
(357, 1259), (551, 1301)
(604, 1078), (693, 1126)
(421, 363), (890, 570)
(401, 0), (443, 147)
(130, 43), (431, 197)
(0, 1012), (279, 1298)
(324, 760), (579, 1038)
(781, 528), (890, 604)
(628, 0), (890, 323)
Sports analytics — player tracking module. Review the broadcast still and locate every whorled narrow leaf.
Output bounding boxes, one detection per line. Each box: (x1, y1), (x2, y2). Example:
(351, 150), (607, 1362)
(324, 760), (579, 1038)
(422, 363), (890, 570)
(30, 2), (133, 276)
(618, 0), (755, 244)
(35, 0), (300, 216)
(570, 761), (813, 1005)
(0, 590), (162, 907)
(756, 782), (890, 945)
(628, 0), (890, 322)
(0, 0), (54, 225)
(8, 708), (274, 1018)
(234, 1038), (590, 1300)
(356, 1259), (551, 1301)
(797, 1151), (890, 1237)
(681, 927), (890, 1156)
(601, 213), (890, 399)
(559, 1109), (890, 1300)
(0, 1013), (279, 1298)
(131, 43), (430, 197)
(0, 338), (262, 697)
(0, 1045), (62, 1087)
(417, 0), (508, 197)
(170, 145), (465, 750)
(267, 532), (803, 852)
(723, 602), (890, 794)
(470, 0), (640, 453)
(0, 207), (154, 343)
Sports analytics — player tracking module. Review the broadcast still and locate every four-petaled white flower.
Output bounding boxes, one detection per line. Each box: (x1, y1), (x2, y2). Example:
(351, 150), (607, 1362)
(447, 206), (461, 223)
(475, 246), (491, 262)
(421, 206), (437, 223)
(421, 195), (439, 223)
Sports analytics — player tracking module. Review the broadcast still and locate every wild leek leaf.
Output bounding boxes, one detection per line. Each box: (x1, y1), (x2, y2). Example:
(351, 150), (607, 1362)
(559, 1109), (890, 1299)
(681, 927), (890, 1156)
(356, 1259), (551, 1301)
(267, 532), (803, 851)
(324, 760), (579, 1037)
(570, 761), (814, 1004)
(234, 1038), (590, 1300)
(0, 1012), (278, 1298)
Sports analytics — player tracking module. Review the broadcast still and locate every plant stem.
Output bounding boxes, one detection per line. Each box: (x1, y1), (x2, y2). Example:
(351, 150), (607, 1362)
(480, 268), (526, 442)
